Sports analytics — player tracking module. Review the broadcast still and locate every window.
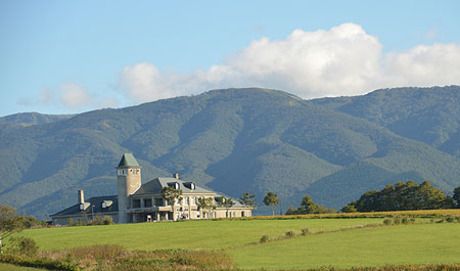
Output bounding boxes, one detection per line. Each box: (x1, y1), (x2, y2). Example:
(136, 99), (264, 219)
(132, 199), (141, 208)
(144, 199), (152, 208)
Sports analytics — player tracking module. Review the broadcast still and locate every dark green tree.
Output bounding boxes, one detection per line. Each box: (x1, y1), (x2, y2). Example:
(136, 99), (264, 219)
(341, 202), (357, 213)
(453, 186), (460, 208)
(344, 181), (455, 212)
(286, 195), (335, 215)
(239, 192), (256, 208)
(263, 192), (279, 216)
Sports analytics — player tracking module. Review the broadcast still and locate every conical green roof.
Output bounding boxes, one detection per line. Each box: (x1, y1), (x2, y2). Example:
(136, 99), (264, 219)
(117, 153), (140, 168)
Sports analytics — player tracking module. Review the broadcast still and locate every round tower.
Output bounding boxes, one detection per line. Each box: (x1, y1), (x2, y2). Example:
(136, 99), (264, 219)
(116, 153), (141, 223)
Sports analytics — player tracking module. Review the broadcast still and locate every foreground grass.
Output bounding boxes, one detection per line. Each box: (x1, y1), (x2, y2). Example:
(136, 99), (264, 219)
(13, 213), (460, 270)
(0, 263), (45, 271)
(230, 223), (460, 270)
(21, 218), (382, 250)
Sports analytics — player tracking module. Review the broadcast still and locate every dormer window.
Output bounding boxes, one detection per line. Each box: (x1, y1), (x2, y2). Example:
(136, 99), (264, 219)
(183, 182), (196, 190)
(167, 182), (180, 190)
(102, 200), (113, 209)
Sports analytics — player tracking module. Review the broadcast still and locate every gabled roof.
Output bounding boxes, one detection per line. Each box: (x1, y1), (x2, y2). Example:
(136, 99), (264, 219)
(51, 195), (118, 217)
(133, 177), (215, 195)
(117, 153), (140, 168)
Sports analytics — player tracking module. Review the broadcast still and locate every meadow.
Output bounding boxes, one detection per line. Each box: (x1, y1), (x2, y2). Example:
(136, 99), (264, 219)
(6, 211), (460, 270)
(20, 218), (382, 251)
(0, 263), (45, 271)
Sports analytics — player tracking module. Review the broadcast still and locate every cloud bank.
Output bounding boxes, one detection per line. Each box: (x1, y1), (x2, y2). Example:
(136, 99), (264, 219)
(119, 23), (460, 102)
(18, 83), (118, 112)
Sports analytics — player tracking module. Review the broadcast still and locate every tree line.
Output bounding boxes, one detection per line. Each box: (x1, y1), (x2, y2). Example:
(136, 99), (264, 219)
(258, 181), (460, 215)
(342, 181), (460, 212)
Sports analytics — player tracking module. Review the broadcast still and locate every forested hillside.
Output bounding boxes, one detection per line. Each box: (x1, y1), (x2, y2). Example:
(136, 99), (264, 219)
(1, 86), (460, 218)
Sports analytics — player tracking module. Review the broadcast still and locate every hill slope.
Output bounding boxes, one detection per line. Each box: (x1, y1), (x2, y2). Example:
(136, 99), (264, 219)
(1, 87), (460, 217)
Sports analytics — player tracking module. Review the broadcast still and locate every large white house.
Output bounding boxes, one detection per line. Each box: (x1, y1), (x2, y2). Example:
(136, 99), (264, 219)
(51, 153), (253, 224)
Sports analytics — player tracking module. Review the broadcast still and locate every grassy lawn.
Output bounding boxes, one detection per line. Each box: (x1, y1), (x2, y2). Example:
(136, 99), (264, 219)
(21, 218), (382, 250)
(0, 263), (45, 271)
(15, 217), (460, 270)
(230, 223), (460, 270)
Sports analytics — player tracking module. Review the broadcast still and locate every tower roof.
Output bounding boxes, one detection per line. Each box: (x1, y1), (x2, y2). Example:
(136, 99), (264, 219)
(117, 153), (140, 168)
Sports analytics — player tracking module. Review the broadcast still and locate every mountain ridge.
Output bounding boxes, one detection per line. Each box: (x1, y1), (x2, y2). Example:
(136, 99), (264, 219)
(1, 86), (460, 217)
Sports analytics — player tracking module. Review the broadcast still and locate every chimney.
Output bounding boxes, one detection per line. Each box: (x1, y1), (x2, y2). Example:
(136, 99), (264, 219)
(78, 190), (85, 211)
(173, 173), (180, 180)
(78, 190), (85, 204)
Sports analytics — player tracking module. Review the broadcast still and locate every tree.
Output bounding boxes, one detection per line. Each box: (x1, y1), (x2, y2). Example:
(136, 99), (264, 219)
(161, 186), (183, 220)
(263, 192), (279, 216)
(223, 197), (235, 218)
(239, 192), (256, 208)
(196, 197), (215, 219)
(0, 205), (24, 254)
(341, 202), (357, 213)
(299, 196), (320, 213)
(285, 196), (335, 215)
(343, 181), (455, 212)
(453, 186), (460, 208)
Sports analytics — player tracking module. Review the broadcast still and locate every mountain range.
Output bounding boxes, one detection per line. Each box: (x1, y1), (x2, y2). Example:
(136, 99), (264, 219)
(1, 86), (460, 218)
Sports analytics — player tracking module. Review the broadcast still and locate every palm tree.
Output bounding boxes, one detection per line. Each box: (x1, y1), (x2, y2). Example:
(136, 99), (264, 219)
(263, 192), (279, 216)
(223, 197), (234, 218)
(161, 186), (182, 221)
(196, 197), (215, 219)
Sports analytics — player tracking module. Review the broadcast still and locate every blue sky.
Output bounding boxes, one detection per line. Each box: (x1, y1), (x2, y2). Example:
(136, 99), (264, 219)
(1, 1), (459, 116)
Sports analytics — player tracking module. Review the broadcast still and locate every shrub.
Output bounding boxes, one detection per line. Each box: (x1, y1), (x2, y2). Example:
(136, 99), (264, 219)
(102, 216), (113, 225)
(301, 228), (310, 236)
(285, 231), (296, 238)
(383, 218), (392, 225)
(90, 215), (113, 226)
(446, 216), (455, 223)
(401, 217), (409, 224)
(4, 236), (39, 256)
(259, 235), (270, 243)
(393, 217), (401, 224)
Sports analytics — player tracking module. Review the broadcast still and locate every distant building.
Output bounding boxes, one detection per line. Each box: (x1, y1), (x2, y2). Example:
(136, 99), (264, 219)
(51, 153), (253, 225)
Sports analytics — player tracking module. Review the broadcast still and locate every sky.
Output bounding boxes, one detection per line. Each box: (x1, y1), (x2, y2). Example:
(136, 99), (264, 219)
(1, 0), (460, 116)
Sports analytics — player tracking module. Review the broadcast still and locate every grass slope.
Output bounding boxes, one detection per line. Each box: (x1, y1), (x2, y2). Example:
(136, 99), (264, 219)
(15, 216), (460, 270)
(0, 263), (45, 271)
(231, 223), (460, 270)
(21, 218), (381, 251)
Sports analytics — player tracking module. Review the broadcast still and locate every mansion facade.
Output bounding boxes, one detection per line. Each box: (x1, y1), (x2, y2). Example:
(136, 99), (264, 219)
(51, 153), (253, 225)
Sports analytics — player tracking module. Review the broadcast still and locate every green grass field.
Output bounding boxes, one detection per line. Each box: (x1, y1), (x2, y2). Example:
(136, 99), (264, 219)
(12, 216), (460, 270)
(20, 218), (382, 250)
(230, 223), (460, 270)
(0, 263), (45, 271)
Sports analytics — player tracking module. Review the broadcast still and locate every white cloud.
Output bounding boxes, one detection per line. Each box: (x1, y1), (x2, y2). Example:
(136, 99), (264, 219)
(118, 23), (460, 102)
(59, 83), (91, 108)
(18, 82), (119, 113)
(383, 44), (460, 88)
